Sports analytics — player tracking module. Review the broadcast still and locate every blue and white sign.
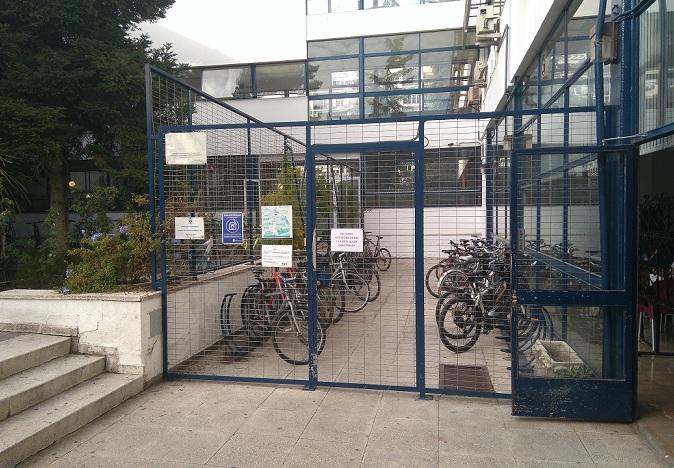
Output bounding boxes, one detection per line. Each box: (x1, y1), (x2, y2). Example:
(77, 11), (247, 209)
(221, 212), (244, 245)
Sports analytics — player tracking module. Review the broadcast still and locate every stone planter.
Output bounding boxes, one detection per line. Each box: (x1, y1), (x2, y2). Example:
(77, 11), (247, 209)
(532, 340), (587, 376)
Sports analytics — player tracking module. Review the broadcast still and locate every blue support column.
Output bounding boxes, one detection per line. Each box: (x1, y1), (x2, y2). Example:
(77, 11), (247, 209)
(305, 125), (319, 390)
(414, 122), (427, 399)
(510, 82), (523, 389)
(157, 133), (169, 377)
(485, 130), (494, 238)
(144, 64), (158, 290)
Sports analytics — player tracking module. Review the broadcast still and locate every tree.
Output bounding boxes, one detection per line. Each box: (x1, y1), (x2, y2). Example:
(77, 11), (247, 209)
(0, 0), (181, 257)
(368, 38), (416, 117)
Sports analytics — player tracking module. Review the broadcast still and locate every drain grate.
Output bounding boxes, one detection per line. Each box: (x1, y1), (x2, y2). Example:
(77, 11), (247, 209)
(439, 364), (494, 392)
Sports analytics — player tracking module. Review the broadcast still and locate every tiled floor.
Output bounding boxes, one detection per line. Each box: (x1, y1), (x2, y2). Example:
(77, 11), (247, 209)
(638, 355), (674, 460)
(172, 259), (512, 394)
(23, 381), (670, 467)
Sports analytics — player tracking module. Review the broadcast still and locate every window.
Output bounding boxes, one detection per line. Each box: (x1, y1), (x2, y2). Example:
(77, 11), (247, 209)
(365, 55), (419, 91)
(202, 67), (252, 99)
(365, 94), (420, 117)
(420, 29), (471, 49)
(362, 149), (482, 208)
(309, 97), (360, 120)
(306, 0), (359, 14)
(364, 33), (419, 53)
(421, 49), (477, 88)
(308, 38), (360, 58)
(421, 91), (470, 114)
(365, 0), (421, 8)
(308, 59), (359, 95)
(255, 62), (306, 97)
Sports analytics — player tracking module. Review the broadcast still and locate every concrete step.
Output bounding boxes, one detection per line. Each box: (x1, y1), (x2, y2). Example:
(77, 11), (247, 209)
(0, 334), (71, 380)
(0, 354), (106, 422)
(0, 373), (143, 467)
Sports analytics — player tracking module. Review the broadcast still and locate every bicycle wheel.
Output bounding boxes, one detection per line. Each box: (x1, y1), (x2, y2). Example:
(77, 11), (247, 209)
(336, 271), (370, 313)
(365, 268), (381, 302)
(272, 303), (326, 366)
(437, 295), (482, 353)
(317, 283), (343, 327)
(376, 247), (392, 271)
(437, 269), (469, 295)
(425, 264), (444, 298)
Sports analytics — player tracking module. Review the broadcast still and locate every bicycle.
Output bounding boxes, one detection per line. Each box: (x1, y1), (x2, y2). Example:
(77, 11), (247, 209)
(364, 232), (392, 271)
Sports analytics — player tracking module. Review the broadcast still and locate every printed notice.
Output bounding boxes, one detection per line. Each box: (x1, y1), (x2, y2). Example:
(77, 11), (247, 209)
(261, 244), (293, 268)
(331, 228), (364, 253)
(165, 132), (207, 165)
(261, 205), (293, 239)
(221, 212), (244, 245)
(174, 217), (205, 240)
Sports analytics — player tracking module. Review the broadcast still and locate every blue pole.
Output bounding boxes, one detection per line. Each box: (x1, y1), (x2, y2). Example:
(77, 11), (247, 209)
(594, 0), (608, 145)
(510, 82), (523, 391)
(414, 122), (427, 399)
(157, 133), (169, 377)
(144, 64), (158, 290)
(304, 124), (318, 390)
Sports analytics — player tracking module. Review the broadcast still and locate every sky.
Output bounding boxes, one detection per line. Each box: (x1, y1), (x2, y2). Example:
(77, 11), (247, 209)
(139, 0), (307, 66)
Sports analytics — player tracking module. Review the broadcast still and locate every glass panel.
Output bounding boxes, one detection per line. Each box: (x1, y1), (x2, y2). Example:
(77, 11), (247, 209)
(255, 62), (305, 97)
(201, 67), (252, 98)
(420, 29), (472, 49)
(365, 94), (420, 117)
(308, 59), (359, 95)
(522, 61), (538, 110)
(421, 49), (477, 88)
(309, 97), (360, 120)
(362, 151), (415, 208)
(421, 91), (471, 114)
(517, 307), (621, 380)
(364, 54), (419, 91)
(567, 17), (594, 77)
(308, 38), (360, 58)
(364, 33), (419, 53)
(540, 22), (566, 106)
(424, 148), (482, 207)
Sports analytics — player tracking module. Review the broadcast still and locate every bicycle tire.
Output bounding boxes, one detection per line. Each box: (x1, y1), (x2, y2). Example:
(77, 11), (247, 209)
(425, 264), (444, 298)
(437, 295), (482, 353)
(376, 247), (392, 271)
(437, 269), (469, 295)
(365, 268), (381, 302)
(272, 303), (326, 365)
(336, 271), (370, 313)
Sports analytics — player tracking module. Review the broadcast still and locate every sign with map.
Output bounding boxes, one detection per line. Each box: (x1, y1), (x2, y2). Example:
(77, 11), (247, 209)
(261, 205), (293, 239)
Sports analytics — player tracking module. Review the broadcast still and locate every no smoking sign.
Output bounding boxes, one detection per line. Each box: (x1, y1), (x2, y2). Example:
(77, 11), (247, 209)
(221, 212), (244, 245)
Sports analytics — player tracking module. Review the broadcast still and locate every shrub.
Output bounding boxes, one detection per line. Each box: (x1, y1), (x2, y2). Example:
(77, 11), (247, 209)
(64, 196), (159, 293)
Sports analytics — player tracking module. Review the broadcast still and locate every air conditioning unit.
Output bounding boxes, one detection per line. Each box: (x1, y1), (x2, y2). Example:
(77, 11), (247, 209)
(475, 5), (501, 45)
(467, 87), (481, 108)
(503, 134), (533, 151)
(473, 60), (488, 88)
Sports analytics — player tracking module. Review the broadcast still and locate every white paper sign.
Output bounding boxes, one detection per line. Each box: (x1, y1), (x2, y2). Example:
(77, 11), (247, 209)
(174, 217), (205, 240)
(261, 244), (293, 268)
(165, 132), (207, 165)
(331, 228), (364, 253)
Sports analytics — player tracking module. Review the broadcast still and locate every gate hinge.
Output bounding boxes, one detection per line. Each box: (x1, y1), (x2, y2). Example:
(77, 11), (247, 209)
(511, 292), (518, 305)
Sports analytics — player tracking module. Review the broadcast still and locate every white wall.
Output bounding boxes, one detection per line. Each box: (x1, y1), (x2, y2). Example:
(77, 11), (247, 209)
(365, 207), (486, 259)
(307, 2), (464, 40)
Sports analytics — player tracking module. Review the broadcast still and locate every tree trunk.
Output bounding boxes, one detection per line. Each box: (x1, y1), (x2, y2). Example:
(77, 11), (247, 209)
(47, 154), (68, 256)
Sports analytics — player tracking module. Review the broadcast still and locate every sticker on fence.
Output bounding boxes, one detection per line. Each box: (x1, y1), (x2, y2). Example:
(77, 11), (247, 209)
(174, 217), (205, 240)
(165, 132), (207, 165)
(331, 228), (364, 253)
(261, 205), (293, 239)
(261, 244), (293, 268)
(221, 212), (244, 245)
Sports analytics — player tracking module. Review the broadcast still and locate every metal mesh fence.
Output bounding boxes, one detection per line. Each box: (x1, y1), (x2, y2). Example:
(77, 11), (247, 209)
(147, 64), (626, 395)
